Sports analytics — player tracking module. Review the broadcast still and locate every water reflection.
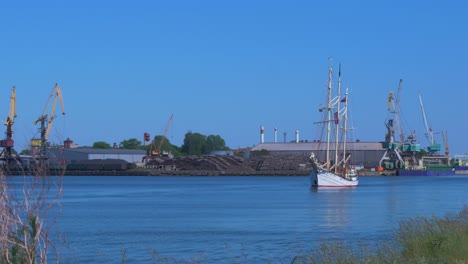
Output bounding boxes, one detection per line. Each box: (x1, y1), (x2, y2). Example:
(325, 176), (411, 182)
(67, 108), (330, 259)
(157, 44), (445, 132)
(308, 187), (355, 232)
(310, 186), (356, 193)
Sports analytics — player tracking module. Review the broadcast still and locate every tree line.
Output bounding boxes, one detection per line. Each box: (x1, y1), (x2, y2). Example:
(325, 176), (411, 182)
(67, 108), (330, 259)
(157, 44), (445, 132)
(92, 131), (229, 156)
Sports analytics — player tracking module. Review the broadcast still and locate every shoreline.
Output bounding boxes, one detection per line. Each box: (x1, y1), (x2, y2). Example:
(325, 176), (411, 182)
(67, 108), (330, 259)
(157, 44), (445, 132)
(4, 169), (312, 176)
(5, 169), (463, 176)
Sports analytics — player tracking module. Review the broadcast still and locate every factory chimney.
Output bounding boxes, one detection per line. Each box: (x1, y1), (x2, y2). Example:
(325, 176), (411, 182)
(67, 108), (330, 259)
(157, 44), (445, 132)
(260, 125), (265, 143)
(295, 130), (300, 143)
(274, 128), (277, 143)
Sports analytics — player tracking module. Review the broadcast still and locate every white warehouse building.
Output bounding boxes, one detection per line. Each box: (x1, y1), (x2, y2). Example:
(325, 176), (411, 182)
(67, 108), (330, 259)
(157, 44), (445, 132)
(46, 148), (147, 164)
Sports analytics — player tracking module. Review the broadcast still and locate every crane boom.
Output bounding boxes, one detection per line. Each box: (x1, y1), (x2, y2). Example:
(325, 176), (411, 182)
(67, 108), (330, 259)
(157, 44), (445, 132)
(5, 86), (16, 127)
(418, 91), (442, 155)
(418, 91), (433, 145)
(158, 113), (174, 153)
(394, 79), (404, 144)
(45, 84), (65, 141)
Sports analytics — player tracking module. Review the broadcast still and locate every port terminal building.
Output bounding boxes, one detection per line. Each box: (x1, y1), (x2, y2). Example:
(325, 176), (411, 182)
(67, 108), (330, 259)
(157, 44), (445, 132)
(251, 141), (387, 168)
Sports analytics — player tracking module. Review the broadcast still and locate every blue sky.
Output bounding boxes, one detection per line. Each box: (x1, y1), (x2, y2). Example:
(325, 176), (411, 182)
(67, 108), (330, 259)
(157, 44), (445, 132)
(0, 1), (467, 155)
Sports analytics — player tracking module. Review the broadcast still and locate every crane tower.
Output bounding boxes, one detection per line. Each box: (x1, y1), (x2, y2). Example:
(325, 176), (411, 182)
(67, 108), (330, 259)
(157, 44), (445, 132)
(0, 86), (17, 165)
(31, 83), (65, 159)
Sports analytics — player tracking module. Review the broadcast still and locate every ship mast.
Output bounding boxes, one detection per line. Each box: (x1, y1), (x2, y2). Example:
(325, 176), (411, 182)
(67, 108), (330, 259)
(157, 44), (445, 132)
(326, 59), (333, 171)
(342, 88), (349, 166)
(334, 64), (341, 173)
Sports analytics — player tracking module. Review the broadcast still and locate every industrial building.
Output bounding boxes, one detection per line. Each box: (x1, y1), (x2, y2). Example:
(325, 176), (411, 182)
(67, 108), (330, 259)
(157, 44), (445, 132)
(251, 141), (387, 168)
(46, 148), (147, 164)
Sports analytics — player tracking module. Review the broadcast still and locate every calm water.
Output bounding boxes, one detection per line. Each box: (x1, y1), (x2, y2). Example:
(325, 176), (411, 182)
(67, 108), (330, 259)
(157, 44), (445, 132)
(11, 175), (468, 263)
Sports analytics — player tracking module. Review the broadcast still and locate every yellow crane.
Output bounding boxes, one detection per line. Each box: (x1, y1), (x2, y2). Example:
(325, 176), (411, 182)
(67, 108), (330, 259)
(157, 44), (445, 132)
(31, 83), (65, 157)
(0, 86), (17, 161)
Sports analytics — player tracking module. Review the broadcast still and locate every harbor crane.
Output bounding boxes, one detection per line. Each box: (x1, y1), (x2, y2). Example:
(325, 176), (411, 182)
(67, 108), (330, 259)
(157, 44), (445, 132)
(142, 114), (174, 163)
(418, 91), (441, 155)
(0, 86), (17, 163)
(380, 80), (405, 169)
(149, 113), (174, 157)
(31, 83), (65, 159)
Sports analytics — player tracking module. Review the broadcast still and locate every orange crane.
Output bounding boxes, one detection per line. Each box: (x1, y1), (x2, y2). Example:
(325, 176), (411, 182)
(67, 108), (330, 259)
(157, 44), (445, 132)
(0, 86), (17, 162)
(31, 83), (65, 158)
(149, 113), (174, 157)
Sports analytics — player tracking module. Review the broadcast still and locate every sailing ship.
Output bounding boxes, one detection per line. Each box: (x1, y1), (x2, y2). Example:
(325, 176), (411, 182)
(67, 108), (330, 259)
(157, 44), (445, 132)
(309, 62), (359, 187)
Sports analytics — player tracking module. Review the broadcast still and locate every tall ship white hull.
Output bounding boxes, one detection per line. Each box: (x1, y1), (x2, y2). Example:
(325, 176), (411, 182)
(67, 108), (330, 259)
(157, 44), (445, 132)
(310, 169), (358, 187)
(309, 61), (359, 188)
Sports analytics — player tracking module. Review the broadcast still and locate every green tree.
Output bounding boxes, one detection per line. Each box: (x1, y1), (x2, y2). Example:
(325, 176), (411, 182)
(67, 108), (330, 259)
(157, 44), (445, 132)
(20, 149), (30, 155)
(205, 134), (229, 152)
(181, 132), (206, 155)
(120, 138), (141, 149)
(92, 141), (111, 149)
(149, 136), (171, 153)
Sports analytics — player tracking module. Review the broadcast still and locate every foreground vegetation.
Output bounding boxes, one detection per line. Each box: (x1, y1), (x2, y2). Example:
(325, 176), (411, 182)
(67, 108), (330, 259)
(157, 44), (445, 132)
(0, 165), (63, 264)
(293, 206), (468, 264)
(118, 206), (468, 263)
